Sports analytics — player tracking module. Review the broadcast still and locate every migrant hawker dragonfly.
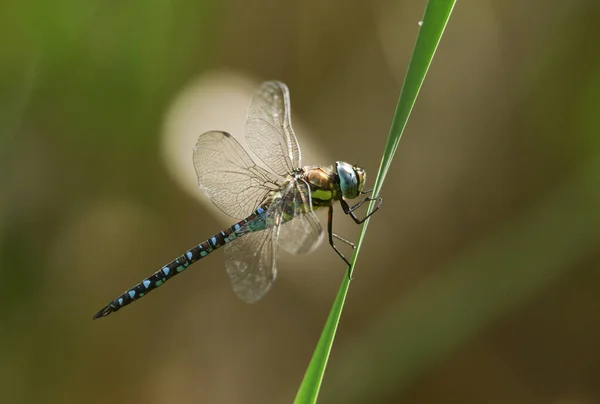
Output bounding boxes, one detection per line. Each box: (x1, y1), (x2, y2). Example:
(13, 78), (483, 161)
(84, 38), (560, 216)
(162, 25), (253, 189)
(94, 81), (381, 318)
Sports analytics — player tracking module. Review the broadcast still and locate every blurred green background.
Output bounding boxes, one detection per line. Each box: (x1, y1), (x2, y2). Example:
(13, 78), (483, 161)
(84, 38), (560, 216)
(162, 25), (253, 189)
(1, 0), (599, 403)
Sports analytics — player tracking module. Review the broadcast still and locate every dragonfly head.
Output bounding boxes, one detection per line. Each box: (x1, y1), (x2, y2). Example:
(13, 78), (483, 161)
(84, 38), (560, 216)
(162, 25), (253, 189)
(335, 161), (366, 200)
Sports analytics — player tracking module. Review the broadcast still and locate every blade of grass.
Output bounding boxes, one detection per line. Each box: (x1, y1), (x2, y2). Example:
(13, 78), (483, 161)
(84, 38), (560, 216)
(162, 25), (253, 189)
(294, 1), (457, 403)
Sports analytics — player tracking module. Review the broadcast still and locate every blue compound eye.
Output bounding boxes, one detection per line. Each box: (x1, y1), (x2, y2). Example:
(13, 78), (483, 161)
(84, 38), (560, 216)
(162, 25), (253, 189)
(336, 161), (360, 199)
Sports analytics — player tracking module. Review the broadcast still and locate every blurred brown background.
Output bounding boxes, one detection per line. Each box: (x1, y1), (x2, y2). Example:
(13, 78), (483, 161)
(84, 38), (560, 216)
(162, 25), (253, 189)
(1, 0), (599, 403)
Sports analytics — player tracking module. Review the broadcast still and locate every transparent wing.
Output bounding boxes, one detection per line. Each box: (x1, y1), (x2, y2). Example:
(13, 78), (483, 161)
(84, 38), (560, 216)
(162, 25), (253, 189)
(193, 131), (280, 220)
(224, 179), (323, 302)
(225, 226), (278, 303)
(268, 179), (324, 255)
(245, 81), (302, 177)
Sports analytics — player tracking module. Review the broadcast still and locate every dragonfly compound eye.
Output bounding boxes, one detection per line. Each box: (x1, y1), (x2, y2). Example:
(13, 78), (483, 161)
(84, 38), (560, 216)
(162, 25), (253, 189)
(336, 161), (360, 199)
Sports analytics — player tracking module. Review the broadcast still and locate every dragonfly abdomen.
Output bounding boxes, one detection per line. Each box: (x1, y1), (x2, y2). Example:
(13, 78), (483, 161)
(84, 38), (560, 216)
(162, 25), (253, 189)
(93, 204), (270, 319)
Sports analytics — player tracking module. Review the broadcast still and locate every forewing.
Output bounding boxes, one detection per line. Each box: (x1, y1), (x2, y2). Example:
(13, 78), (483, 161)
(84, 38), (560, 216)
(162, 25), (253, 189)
(194, 131), (280, 219)
(245, 81), (301, 176)
(268, 179), (324, 255)
(224, 226), (277, 303)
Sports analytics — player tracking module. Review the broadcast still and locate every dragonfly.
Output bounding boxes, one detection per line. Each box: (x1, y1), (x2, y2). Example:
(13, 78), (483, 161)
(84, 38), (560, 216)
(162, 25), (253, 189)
(94, 81), (382, 319)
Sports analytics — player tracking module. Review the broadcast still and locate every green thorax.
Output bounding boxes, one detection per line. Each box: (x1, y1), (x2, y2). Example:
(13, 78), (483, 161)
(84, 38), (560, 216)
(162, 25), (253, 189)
(304, 166), (340, 207)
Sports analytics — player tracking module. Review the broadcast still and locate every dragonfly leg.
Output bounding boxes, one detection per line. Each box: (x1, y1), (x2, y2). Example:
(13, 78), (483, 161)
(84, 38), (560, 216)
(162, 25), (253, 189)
(327, 205), (352, 269)
(347, 197), (369, 212)
(333, 233), (355, 249)
(341, 196), (383, 224)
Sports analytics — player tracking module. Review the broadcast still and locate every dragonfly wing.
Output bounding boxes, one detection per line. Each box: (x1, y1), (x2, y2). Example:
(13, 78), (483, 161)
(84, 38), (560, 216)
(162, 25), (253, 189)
(224, 225), (278, 303)
(269, 179), (324, 255)
(194, 131), (280, 219)
(245, 81), (302, 176)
